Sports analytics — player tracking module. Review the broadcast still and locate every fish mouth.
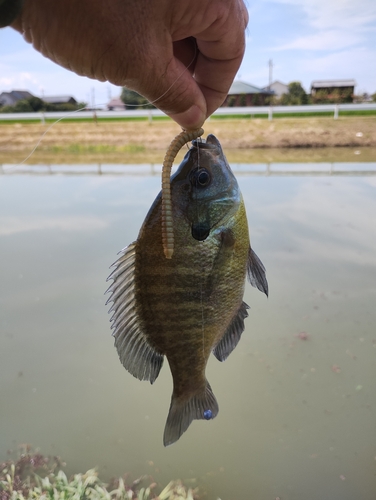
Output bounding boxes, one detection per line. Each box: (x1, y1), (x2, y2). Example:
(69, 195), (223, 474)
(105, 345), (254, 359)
(192, 134), (221, 150)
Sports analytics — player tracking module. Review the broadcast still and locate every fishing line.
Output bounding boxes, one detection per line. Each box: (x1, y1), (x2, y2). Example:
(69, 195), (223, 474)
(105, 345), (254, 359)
(5, 39), (198, 170)
(194, 136), (206, 361)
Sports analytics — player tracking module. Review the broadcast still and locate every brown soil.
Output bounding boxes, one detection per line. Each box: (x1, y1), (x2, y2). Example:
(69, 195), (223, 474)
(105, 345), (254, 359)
(1, 116), (375, 164)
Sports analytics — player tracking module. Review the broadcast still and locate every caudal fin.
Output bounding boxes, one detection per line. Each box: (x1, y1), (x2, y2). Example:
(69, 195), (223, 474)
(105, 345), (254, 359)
(163, 381), (219, 447)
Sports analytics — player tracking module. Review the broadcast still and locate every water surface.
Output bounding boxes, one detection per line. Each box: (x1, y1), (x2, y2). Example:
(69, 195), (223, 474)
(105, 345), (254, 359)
(0, 163), (375, 499)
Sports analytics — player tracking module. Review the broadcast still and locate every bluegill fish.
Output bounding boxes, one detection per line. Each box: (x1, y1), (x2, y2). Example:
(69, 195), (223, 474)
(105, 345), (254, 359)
(106, 135), (268, 446)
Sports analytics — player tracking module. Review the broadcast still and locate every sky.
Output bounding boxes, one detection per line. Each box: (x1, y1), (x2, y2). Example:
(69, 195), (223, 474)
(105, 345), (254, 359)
(0, 0), (375, 107)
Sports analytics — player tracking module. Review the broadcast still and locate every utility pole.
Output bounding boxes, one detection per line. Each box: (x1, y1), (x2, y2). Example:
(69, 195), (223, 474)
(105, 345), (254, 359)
(91, 87), (96, 110)
(268, 59), (274, 121)
(268, 59), (273, 90)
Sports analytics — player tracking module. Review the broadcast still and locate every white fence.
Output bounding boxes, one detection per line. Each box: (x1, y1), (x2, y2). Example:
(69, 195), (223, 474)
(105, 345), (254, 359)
(0, 103), (375, 122)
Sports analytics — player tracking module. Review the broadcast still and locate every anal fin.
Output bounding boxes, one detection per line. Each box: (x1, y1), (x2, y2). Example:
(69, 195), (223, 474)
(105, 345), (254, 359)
(213, 301), (249, 362)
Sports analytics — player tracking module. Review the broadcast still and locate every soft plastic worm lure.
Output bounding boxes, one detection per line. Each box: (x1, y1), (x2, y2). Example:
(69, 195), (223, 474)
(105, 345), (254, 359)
(161, 128), (204, 259)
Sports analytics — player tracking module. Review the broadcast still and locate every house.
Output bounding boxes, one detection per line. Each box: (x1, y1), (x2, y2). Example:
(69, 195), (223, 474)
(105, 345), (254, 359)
(42, 95), (77, 105)
(222, 80), (273, 106)
(311, 80), (356, 102)
(263, 80), (289, 97)
(107, 97), (126, 111)
(0, 90), (34, 106)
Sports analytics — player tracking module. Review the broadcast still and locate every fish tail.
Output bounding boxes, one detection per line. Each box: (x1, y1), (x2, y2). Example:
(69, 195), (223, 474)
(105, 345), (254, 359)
(163, 380), (219, 447)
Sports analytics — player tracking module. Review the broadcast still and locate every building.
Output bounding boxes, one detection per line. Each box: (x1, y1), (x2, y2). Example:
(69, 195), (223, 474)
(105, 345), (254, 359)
(263, 80), (288, 97)
(222, 80), (273, 106)
(107, 97), (126, 111)
(42, 95), (78, 105)
(0, 90), (34, 106)
(311, 80), (356, 102)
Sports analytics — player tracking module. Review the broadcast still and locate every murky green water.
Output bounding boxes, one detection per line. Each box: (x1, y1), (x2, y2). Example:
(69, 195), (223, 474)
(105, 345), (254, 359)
(1, 163), (376, 499)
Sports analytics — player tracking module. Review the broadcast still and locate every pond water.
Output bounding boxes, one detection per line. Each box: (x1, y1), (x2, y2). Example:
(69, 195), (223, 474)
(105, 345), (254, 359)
(1, 162), (376, 499)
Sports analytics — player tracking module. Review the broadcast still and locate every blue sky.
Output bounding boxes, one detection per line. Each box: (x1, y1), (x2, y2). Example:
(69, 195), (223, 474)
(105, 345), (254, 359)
(0, 0), (375, 107)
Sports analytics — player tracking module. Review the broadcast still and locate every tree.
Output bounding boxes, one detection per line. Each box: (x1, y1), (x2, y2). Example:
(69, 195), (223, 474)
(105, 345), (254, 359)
(286, 81), (308, 105)
(13, 99), (34, 112)
(120, 87), (155, 109)
(27, 96), (44, 111)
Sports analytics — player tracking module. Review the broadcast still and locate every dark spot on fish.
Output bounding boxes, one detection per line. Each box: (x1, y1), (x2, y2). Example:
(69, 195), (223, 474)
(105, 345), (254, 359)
(203, 409), (213, 420)
(190, 168), (211, 188)
(192, 222), (210, 241)
(221, 228), (235, 248)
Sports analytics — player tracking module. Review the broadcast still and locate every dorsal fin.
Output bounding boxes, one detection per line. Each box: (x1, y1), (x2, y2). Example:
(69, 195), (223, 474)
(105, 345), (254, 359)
(213, 301), (249, 362)
(106, 242), (164, 384)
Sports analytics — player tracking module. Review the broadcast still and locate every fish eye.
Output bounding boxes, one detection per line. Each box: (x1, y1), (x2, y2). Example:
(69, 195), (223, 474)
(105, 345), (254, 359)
(191, 168), (211, 188)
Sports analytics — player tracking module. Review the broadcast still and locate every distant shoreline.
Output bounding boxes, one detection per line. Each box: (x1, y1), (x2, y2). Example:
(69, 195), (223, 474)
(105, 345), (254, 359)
(1, 116), (375, 164)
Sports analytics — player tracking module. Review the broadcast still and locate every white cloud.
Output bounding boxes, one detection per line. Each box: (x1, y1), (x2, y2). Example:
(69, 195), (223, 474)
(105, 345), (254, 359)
(267, 0), (376, 55)
(271, 0), (376, 31)
(0, 42), (121, 105)
(299, 46), (376, 86)
(275, 29), (362, 51)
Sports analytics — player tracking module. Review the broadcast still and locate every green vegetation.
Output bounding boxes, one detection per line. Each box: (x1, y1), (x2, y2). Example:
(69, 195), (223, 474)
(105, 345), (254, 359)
(48, 143), (146, 154)
(120, 88), (155, 109)
(277, 81), (309, 105)
(0, 96), (87, 114)
(267, 81), (375, 106)
(311, 87), (353, 104)
(0, 448), (199, 500)
(211, 110), (376, 120)
(0, 116), (172, 125)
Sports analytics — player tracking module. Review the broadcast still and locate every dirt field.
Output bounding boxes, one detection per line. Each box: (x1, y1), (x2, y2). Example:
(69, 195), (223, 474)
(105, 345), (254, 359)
(1, 116), (376, 164)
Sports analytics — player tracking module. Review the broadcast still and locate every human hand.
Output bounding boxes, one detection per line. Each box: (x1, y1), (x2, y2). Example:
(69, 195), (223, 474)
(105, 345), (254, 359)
(11, 0), (248, 129)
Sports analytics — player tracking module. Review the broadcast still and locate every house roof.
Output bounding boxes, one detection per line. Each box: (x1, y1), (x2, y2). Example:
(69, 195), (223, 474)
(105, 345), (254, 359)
(261, 81), (288, 94)
(43, 95), (77, 103)
(311, 80), (356, 89)
(228, 80), (272, 95)
(9, 90), (34, 100)
(0, 90), (34, 101)
(108, 98), (125, 106)
(271, 80), (288, 86)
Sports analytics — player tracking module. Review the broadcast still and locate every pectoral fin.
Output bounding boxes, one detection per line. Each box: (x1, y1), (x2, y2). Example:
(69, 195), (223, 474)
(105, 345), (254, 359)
(247, 247), (268, 296)
(106, 242), (164, 384)
(213, 301), (250, 362)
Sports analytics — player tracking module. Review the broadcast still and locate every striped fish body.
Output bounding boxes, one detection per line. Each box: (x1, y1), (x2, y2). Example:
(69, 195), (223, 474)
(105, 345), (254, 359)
(107, 135), (268, 446)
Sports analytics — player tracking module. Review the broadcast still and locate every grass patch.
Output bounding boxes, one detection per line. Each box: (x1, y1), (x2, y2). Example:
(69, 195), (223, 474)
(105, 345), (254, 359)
(211, 110), (376, 119)
(0, 116), (172, 125)
(0, 447), (200, 500)
(0, 119), (42, 125)
(49, 144), (146, 154)
(211, 112), (336, 119)
(338, 110), (376, 116)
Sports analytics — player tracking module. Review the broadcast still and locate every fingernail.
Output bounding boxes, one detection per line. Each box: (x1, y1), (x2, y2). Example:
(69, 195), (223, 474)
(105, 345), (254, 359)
(169, 105), (205, 130)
